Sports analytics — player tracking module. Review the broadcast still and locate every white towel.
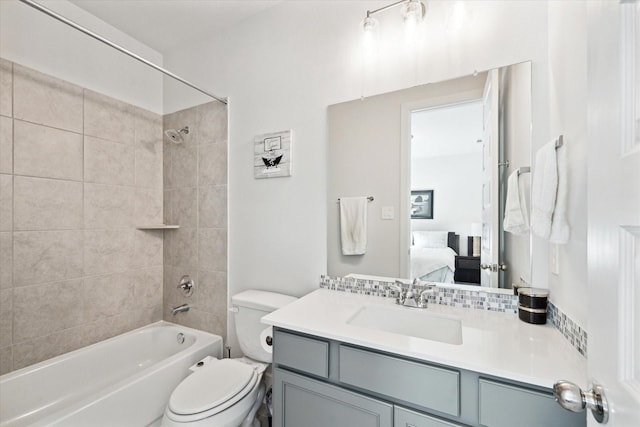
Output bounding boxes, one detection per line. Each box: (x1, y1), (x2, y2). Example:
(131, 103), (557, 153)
(503, 170), (529, 235)
(340, 197), (367, 255)
(531, 139), (570, 243)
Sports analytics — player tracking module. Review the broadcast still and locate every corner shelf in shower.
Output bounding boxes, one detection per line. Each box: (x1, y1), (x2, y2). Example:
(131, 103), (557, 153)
(136, 224), (180, 230)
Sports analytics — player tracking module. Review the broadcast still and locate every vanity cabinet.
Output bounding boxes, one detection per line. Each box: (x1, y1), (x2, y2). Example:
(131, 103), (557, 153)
(272, 328), (585, 427)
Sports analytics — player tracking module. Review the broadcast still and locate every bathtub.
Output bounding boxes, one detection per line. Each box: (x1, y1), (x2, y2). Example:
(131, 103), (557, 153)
(0, 321), (223, 427)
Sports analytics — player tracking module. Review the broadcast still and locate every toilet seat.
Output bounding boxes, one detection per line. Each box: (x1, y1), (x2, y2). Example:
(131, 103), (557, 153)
(167, 359), (258, 422)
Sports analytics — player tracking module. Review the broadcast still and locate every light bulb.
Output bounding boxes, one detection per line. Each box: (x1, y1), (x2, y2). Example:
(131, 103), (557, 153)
(362, 15), (378, 57)
(401, 0), (426, 44)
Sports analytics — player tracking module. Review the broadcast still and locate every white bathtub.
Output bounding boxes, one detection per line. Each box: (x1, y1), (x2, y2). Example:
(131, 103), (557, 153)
(0, 321), (223, 427)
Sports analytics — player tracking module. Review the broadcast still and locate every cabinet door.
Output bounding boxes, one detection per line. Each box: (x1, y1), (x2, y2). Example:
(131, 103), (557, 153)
(478, 379), (585, 427)
(273, 368), (393, 427)
(395, 406), (467, 427)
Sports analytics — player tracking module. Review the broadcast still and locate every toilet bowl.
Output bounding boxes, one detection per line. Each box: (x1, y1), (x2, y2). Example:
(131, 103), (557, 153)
(162, 358), (266, 427)
(161, 290), (297, 427)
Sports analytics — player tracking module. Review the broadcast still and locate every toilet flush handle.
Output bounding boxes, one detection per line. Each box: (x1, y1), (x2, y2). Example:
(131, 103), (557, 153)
(228, 306), (239, 313)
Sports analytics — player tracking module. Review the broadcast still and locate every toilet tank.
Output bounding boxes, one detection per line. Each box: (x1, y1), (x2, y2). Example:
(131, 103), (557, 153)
(231, 290), (297, 362)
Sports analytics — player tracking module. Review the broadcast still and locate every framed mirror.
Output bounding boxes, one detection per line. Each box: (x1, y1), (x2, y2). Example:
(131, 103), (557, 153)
(327, 62), (531, 289)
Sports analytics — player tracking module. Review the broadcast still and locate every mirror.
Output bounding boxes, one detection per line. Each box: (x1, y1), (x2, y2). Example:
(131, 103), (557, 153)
(327, 62), (531, 289)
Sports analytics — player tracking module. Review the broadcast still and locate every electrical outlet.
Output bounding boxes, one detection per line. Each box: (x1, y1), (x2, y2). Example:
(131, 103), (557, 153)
(550, 244), (560, 275)
(381, 206), (395, 220)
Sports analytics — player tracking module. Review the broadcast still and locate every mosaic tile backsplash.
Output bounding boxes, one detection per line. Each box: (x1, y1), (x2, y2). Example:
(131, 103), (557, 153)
(319, 275), (518, 313)
(547, 302), (588, 357)
(319, 275), (588, 357)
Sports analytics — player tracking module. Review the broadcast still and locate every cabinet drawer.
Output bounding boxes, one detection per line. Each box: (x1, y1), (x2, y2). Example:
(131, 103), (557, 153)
(274, 330), (329, 378)
(479, 379), (586, 427)
(456, 258), (479, 270)
(395, 406), (464, 427)
(275, 368), (393, 427)
(339, 345), (460, 416)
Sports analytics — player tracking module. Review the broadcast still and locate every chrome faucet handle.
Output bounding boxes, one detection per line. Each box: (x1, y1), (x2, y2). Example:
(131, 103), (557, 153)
(389, 281), (405, 304)
(418, 284), (437, 308)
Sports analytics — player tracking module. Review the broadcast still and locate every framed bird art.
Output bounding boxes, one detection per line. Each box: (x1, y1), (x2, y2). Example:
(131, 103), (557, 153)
(254, 130), (292, 178)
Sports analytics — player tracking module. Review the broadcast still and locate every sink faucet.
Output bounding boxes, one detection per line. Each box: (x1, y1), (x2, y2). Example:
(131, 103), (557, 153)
(171, 303), (190, 315)
(390, 279), (436, 308)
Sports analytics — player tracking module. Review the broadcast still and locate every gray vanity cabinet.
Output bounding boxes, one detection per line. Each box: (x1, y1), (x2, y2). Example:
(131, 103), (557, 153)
(272, 328), (586, 427)
(274, 368), (393, 427)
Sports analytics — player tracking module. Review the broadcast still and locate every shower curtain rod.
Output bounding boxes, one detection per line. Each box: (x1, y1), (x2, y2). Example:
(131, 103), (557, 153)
(19, 0), (228, 105)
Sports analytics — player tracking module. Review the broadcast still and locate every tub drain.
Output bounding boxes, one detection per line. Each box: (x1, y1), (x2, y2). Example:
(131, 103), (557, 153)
(177, 332), (185, 344)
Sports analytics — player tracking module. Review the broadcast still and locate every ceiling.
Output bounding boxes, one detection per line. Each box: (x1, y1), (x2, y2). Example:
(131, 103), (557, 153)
(66, 0), (282, 53)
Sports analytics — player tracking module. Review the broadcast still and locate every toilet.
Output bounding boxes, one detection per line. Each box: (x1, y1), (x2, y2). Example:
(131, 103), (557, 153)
(162, 290), (297, 427)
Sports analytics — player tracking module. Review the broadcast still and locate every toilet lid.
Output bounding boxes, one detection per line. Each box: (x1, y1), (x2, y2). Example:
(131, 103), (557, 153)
(169, 359), (257, 416)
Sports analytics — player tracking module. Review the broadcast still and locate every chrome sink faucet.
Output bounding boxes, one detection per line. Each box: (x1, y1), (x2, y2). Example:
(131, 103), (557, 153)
(390, 279), (436, 308)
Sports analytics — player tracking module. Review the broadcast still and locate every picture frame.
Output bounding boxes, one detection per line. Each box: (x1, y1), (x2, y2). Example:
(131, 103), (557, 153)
(411, 190), (433, 219)
(254, 130), (292, 178)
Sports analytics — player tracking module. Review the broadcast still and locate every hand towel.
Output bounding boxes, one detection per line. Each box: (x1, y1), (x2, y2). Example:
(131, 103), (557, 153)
(531, 139), (570, 243)
(503, 169), (530, 235)
(531, 140), (558, 239)
(340, 196), (368, 255)
(549, 142), (570, 243)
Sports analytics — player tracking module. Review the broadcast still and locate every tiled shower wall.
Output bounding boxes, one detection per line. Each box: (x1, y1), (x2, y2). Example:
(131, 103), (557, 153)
(0, 59), (164, 374)
(162, 102), (228, 339)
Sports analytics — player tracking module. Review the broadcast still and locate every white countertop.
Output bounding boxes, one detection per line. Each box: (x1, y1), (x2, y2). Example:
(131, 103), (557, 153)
(262, 288), (587, 389)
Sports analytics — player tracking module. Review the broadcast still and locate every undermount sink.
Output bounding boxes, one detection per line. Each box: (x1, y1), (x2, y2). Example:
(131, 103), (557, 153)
(346, 305), (463, 345)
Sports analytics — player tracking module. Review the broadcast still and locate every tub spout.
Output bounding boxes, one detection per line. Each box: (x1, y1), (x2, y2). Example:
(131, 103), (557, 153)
(171, 304), (190, 315)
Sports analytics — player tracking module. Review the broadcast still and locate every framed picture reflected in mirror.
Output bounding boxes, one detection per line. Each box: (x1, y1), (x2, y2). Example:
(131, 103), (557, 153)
(411, 190), (433, 219)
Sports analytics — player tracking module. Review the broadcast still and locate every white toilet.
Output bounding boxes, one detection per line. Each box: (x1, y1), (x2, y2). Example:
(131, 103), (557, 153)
(162, 290), (297, 427)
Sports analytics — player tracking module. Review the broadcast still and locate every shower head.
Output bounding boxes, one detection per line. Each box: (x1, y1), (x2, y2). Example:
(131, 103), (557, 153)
(164, 126), (189, 144)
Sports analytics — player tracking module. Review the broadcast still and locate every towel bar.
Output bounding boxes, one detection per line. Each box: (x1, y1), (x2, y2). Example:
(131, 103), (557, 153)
(337, 196), (374, 202)
(517, 167), (531, 176)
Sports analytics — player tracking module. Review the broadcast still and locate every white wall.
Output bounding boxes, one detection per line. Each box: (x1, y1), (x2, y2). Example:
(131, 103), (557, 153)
(160, 0), (591, 347)
(411, 153), (482, 257)
(0, 0), (163, 113)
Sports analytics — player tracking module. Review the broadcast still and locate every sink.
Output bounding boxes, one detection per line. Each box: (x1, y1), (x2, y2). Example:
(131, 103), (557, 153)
(346, 305), (463, 345)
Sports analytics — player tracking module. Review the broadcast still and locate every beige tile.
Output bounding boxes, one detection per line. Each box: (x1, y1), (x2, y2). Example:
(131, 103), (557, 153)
(198, 143), (227, 186)
(167, 187), (197, 228)
(194, 269), (227, 314)
(0, 59), (12, 118)
(13, 120), (83, 181)
(133, 266), (162, 309)
(135, 140), (163, 189)
(165, 305), (212, 333)
(13, 176), (83, 231)
(0, 232), (12, 288)
(84, 136), (134, 185)
(0, 289), (12, 347)
(13, 64), (83, 133)
(163, 142), (172, 189)
(0, 345), (12, 375)
(135, 107), (162, 148)
(198, 228), (227, 272)
(134, 187), (163, 226)
(84, 183), (134, 229)
(163, 190), (172, 224)
(13, 279), (84, 342)
(83, 273), (134, 323)
(165, 227), (198, 269)
(196, 101), (227, 145)
(0, 174), (11, 231)
(168, 144), (197, 188)
(199, 185), (227, 228)
(0, 116), (12, 174)
(13, 230), (83, 286)
(12, 326), (84, 370)
(127, 305), (162, 330)
(83, 229), (133, 276)
(133, 229), (163, 268)
(84, 89), (134, 144)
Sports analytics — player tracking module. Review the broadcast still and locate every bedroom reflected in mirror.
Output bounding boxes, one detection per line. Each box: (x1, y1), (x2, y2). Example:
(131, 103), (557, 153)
(327, 61), (532, 290)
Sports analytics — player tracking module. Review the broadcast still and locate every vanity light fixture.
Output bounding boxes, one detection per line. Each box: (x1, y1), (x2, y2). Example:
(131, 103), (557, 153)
(362, 0), (427, 42)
